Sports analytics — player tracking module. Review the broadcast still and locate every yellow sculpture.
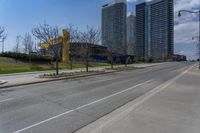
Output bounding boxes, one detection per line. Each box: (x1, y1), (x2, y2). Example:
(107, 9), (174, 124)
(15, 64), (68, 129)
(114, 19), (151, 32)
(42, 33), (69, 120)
(62, 29), (70, 62)
(41, 29), (70, 62)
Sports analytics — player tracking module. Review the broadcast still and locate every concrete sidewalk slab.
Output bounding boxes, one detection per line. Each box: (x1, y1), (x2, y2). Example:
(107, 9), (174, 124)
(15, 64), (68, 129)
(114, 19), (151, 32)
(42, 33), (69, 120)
(0, 70), (117, 89)
(76, 64), (200, 133)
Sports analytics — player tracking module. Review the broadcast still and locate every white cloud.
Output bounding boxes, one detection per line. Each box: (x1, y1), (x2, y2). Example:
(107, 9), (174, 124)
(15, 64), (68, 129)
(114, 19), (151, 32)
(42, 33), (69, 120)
(175, 21), (199, 44)
(126, 0), (137, 2)
(126, 0), (199, 58)
(174, 0), (199, 58)
(174, 0), (199, 24)
(126, 0), (152, 2)
(177, 51), (186, 55)
(165, 0), (200, 59)
(175, 0), (199, 12)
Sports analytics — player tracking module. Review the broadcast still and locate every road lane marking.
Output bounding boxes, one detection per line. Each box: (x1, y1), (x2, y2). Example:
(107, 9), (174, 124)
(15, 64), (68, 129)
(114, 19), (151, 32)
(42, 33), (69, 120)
(87, 65), (194, 133)
(75, 80), (153, 110)
(0, 98), (14, 103)
(13, 80), (152, 133)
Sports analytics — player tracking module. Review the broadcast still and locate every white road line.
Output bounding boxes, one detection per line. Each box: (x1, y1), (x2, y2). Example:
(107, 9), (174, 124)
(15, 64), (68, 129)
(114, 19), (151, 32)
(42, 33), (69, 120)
(12, 80), (152, 133)
(0, 98), (14, 103)
(75, 80), (153, 110)
(88, 65), (195, 133)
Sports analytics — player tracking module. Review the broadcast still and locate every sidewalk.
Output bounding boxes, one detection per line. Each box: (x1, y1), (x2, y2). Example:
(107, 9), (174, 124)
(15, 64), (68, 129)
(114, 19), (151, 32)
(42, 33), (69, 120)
(0, 67), (112, 89)
(0, 63), (162, 89)
(0, 63), (160, 77)
(77, 64), (200, 133)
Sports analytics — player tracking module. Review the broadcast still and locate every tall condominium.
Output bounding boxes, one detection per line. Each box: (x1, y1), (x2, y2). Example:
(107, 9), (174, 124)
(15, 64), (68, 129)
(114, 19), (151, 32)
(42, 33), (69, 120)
(102, 0), (127, 53)
(136, 0), (174, 59)
(127, 13), (136, 56)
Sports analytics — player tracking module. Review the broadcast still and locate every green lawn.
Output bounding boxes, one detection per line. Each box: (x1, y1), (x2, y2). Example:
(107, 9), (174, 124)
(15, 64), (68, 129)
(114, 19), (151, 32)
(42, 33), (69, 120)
(0, 57), (109, 74)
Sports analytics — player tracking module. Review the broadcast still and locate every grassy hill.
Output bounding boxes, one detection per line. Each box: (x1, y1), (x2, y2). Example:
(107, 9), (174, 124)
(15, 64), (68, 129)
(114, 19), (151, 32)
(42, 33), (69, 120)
(0, 57), (53, 74)
(0, 57), (109, 74)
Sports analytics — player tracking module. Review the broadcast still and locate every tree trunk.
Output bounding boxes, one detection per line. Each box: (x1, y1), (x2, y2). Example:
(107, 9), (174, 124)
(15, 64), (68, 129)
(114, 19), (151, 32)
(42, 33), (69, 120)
(86, 52), (89, 72)
(15, 53), (18, 64)
(111, 55), (114, 69)
(125, 55), (128, 67)
(70, 58), (73, 70)
(29, 52), (32, 66)
(125, 60), (127, 67)
(111, 62), (113, 69)
(56, 57), (59, 75)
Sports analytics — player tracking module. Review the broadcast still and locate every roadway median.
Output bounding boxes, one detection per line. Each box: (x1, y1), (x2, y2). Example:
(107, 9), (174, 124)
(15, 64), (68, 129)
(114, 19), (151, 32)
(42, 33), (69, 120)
(0, 69), (118, 89)
(0, 63), (164, 89)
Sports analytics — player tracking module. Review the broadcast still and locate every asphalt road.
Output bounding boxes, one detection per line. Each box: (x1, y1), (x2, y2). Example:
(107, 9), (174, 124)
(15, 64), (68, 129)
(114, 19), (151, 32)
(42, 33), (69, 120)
(0, 62), (192, 133)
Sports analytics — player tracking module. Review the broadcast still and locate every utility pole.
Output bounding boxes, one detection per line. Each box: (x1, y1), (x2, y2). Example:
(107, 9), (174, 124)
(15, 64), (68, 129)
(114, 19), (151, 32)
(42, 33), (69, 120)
(178, 10), (200, 69)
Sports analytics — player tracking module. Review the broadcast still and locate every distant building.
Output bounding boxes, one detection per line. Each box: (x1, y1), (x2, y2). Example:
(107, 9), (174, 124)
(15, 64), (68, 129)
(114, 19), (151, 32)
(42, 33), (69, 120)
(40, 42), (108, 63)
(127, 13), (136, 56)
(136, 3), (146, 58)
(136, 0), (174, 60)
(173, 54), (187, 61)
(102, 0), (127, 53)
(70, 43), (108, 63)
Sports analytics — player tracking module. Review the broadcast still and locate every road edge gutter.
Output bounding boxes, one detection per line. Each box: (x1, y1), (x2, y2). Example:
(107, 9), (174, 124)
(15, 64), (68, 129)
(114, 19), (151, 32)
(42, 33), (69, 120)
(0, 63), (163, 90)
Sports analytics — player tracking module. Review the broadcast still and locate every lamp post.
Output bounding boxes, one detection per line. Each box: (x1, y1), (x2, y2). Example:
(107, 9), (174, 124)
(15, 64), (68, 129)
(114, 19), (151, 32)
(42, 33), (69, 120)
(178, 10), (200, 69)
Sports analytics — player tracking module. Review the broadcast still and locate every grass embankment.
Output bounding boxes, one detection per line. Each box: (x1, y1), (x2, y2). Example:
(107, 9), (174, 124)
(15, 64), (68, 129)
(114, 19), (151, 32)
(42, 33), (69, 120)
(0, 57), (109, 74)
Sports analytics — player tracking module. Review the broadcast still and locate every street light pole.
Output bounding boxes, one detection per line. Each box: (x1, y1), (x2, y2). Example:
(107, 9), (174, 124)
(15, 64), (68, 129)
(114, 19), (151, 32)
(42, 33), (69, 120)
(178, 10), (200, 69)
(198, 11), (200, 69)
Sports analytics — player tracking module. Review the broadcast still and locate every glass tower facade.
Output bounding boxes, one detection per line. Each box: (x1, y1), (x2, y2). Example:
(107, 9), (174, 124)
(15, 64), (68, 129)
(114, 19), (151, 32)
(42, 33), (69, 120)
(136, 3), (146, 58)
(136, 0), (174, 59)
(102, 0), (127, 53)
(127, 13), (136, 56)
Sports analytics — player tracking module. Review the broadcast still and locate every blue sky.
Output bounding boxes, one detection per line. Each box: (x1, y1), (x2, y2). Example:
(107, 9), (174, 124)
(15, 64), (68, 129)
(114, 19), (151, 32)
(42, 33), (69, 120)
(0, 0), (199, 59)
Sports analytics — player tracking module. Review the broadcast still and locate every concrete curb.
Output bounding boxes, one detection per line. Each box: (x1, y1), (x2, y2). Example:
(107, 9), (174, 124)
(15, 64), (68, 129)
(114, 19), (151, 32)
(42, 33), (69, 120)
(0, 80), (7, 85)
(0, 63), (160, 89)
(0, 70), (119, 90)
(0, 67), (108, 77)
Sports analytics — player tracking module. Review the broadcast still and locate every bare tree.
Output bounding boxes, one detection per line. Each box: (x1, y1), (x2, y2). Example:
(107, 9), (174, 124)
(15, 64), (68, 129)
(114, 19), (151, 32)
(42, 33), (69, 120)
(107, 44), (115, 69)
(22, 33), (34, 64)
(32, 23), (61, 75)
(67, 24), (80, 43)
(117, 42), (131, 67)
(66, 24), (80, 70)
(122, 43), (131, 66)
(0, 27), (5, 39)
(80, 26), (101, 72)
(0, 27), (7, 53)
(13, 35), (22, 63)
